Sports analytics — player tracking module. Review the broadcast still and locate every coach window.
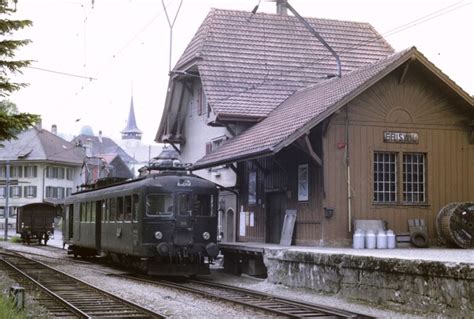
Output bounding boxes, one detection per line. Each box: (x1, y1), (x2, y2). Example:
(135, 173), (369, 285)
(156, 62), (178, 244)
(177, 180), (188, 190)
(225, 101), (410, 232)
(146, 194), (173, 216)
(81, 203), (87, 222)
(102, 199), (107, 222)
(132, 194), (139, 222)
(124, 195), (132, 222)
(117, 197), (124, 221)
(110, 198), (117, 222)
(91, 201), (96, 223)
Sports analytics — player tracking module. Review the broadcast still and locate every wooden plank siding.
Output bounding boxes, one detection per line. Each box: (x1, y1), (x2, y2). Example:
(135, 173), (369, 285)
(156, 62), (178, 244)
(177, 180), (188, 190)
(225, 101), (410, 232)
(322, 69), (473, 244)
(237, 146), (325, 245)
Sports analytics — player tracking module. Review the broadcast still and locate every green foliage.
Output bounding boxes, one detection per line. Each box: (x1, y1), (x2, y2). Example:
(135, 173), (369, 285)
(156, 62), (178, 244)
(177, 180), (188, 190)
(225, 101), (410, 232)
(0, 294), (27, 319)
(0, 0), (39, 144)
(9, 235), (22, 243)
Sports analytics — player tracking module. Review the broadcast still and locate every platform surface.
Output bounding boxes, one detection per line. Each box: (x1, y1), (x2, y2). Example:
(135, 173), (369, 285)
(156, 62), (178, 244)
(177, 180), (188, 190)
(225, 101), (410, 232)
(219, 241), (474, 264)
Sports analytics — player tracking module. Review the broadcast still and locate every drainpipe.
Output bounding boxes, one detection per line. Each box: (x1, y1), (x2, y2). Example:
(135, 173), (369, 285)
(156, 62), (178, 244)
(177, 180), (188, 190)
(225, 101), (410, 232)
(345, 107), (352, 233)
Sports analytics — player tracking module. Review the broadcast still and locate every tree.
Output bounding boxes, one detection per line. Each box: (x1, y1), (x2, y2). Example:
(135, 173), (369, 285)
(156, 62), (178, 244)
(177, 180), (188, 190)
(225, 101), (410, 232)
(0, 0), (39, 144)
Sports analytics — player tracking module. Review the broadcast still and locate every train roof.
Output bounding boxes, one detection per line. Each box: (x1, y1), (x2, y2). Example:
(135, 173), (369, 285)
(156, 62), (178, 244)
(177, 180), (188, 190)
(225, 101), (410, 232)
(65, 170), (217, 203)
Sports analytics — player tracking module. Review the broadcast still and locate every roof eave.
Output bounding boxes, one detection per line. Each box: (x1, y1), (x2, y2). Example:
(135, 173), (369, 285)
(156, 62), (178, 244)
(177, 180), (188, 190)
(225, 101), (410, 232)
(192, 148), (273, 170)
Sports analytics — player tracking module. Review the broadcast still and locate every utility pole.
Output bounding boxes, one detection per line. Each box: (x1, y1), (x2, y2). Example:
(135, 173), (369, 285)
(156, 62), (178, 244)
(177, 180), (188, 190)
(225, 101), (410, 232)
(4, 160), (10, 241)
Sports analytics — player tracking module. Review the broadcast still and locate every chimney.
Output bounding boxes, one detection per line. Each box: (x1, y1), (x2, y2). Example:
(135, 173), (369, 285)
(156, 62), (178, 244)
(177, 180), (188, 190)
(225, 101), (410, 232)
(98, 130), (103, 143)
(51, 124), (57, 135)
(276, 0), (288, 15)
(35, 119), (42, 130)
(84, 138), (93, 157)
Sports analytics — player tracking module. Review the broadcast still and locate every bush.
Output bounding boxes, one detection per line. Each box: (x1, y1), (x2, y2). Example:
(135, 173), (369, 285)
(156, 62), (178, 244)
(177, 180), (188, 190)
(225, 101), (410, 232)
(9, 236), (22, 243)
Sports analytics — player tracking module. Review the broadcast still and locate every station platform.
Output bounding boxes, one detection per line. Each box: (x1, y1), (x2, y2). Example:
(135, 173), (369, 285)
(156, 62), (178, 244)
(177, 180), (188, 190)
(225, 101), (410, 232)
(219, 241), (474, 317)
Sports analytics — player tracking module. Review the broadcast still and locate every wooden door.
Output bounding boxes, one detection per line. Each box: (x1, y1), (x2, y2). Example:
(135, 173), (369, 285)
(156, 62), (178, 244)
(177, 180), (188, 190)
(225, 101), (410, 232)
(266, 192), (286, 244)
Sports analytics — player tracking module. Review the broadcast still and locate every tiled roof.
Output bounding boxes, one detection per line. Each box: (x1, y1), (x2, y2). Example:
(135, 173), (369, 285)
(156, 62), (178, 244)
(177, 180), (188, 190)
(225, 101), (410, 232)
(0, 127), (84, 164)
(175, 8), (394, 120)
(71, 134), (137, 164)
(193, 48), (415, 169)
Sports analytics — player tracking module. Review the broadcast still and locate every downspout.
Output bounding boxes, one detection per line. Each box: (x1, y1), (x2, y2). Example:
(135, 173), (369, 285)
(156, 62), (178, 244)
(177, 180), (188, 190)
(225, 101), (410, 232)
(345, 107), (352, 233)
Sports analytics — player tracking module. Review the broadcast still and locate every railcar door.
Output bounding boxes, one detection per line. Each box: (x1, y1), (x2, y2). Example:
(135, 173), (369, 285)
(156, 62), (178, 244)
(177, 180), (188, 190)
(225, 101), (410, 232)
(64, 204), (74, 241)
(95, 201), (102, 251)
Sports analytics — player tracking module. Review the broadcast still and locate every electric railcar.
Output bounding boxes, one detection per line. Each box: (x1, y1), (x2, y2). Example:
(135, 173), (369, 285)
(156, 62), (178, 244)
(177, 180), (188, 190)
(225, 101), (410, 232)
(62, 158), (219, 276)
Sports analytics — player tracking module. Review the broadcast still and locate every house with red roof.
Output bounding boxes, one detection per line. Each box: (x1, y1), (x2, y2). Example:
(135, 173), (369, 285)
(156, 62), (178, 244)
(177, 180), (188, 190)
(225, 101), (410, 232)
(156, 6), (474, 247)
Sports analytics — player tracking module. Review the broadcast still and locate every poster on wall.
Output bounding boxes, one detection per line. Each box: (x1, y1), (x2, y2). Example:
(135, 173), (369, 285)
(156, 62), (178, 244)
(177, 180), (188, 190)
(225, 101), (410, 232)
(239, 211), (246, 236)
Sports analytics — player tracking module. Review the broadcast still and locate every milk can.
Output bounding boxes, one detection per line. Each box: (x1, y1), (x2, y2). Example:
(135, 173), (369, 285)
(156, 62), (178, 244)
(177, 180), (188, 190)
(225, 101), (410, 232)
(352, 229), (365, 249)
(386, 229), (396, 249)
(365, 230), (376, 249)
(376, 230), (387, 249)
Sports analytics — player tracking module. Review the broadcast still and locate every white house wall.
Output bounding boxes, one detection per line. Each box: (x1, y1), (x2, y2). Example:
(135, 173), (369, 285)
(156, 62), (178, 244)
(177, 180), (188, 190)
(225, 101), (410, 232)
(180, 81), (236, 188)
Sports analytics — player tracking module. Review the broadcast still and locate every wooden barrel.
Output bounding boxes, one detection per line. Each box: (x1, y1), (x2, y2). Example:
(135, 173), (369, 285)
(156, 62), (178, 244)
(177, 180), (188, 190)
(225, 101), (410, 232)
(436, 202), (474, 248)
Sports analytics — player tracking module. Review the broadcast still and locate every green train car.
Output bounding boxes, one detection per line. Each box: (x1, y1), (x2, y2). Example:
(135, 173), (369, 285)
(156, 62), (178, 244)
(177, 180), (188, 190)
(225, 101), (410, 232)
(63, 156), (219, 276)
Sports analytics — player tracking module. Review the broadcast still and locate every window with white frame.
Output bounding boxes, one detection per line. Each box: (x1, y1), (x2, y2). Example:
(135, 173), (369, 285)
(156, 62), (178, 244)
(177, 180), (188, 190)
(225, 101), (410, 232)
(24, 186), (37, 198)
(373, 151), (426, 205)
(0, 166), (5, 177)
(10, 186), (22, 198)
(66, 187), (73, 197)
(197, 87), (207, 116)
(0, 187), (5, 198)
(66, 168), (74, 180)
(298, 164), (309, 201)
(46, 167), (65, 179)
(10, 166), (22, 178)
(24, 165), (37, 178)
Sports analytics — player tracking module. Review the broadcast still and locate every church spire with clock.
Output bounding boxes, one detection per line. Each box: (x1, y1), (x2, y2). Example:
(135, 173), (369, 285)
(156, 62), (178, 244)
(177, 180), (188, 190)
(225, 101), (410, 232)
(121, 94), (143, 142)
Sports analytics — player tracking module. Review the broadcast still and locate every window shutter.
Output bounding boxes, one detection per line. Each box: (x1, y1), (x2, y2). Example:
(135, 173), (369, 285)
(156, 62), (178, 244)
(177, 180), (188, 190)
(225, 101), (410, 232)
(197, 88), (203, 116)
(205, 142), (212, 155)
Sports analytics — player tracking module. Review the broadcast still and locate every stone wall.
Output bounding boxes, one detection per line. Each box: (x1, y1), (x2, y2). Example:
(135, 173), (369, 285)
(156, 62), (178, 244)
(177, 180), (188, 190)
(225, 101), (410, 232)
(264, 249), (473, 317)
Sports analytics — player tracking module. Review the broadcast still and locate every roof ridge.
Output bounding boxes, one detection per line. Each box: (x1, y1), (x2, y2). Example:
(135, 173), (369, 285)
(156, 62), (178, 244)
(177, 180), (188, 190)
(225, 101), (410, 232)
(209, 8), (377, 26)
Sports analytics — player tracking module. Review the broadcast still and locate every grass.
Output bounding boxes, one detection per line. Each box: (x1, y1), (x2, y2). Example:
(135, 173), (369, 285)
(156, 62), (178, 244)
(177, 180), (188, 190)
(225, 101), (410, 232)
(0, 296), (27, 319)
(9, 236), (22, 244)
(0, 274), (51, 319)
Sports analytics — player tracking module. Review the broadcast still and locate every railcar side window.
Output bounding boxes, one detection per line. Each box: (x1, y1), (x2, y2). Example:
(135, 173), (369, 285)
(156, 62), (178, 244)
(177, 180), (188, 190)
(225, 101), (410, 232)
(124, 195), (132, 221)
(132, 194), (139, 222)
(117, 197), (124, 221)
(110, 198), (117, 221)
(146, 194), (173, 216)
(91, 201), (96, 223)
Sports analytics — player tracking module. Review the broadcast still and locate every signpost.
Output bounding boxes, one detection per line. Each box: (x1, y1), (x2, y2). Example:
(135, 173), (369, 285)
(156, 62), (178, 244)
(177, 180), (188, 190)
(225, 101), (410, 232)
(3, 160), (10, 241)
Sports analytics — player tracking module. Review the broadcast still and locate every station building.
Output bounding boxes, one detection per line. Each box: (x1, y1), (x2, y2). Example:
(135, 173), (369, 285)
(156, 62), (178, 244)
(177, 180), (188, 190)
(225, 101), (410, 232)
(156, 7), (474, 247)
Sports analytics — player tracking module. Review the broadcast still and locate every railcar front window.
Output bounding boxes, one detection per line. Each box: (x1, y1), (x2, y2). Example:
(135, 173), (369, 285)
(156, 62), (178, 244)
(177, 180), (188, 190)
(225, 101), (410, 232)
(146, 194), (173, 216)
(178, 193), (215, 217)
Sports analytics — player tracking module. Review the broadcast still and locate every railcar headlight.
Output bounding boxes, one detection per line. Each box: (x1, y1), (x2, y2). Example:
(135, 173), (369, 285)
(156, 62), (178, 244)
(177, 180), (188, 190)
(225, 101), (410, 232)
(155, 231), (163, 240)
(202, 232), (211, 240)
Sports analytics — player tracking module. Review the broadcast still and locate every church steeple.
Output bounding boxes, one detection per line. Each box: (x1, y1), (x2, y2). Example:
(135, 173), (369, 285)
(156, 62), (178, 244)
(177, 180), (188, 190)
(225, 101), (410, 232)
(121, 94), (143, 141)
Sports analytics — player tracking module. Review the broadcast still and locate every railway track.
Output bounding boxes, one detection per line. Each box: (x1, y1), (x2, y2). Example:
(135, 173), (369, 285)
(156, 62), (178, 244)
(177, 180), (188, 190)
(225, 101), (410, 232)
(0, 250), (164, 318)
(116, 273), (365, 318)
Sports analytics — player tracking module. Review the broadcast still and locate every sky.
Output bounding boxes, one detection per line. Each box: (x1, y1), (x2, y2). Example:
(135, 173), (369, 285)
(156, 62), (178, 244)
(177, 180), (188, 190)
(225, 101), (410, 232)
(8, 0), (474, 145)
